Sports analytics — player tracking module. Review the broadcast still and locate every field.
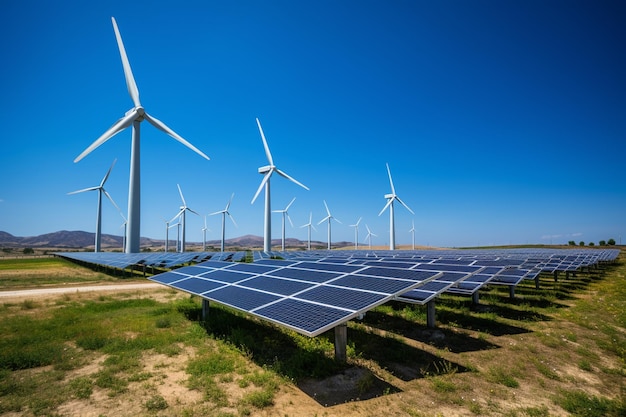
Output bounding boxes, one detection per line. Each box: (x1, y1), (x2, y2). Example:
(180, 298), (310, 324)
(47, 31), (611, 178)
(0, 253), (624, 416)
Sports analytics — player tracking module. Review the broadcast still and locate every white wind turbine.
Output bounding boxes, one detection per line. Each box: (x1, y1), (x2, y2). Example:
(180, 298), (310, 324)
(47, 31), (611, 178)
(74, 17), (209, 254)
(251, 118), (309, 252)
(201, 216), (211, 252)
(409, 220), (416, 250)
(68, 159), (120, 252)
(210, 193), (237, 252)
(350, 217), (362, 250)
(273, 197), (296, 252)
(300, 212), (317, 251)
(318, 200), (341, 250)
(170, 184), (199, 252)
(378, 163), (414, 250)
(163, 218), (172, 253)
(364, 224), (377, 249)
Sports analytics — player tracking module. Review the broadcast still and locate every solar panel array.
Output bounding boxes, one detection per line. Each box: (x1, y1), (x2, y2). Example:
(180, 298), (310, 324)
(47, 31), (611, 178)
(56, 247), (619, 337)
(55, 251), (245, 270)
(150, 258), (443, 336)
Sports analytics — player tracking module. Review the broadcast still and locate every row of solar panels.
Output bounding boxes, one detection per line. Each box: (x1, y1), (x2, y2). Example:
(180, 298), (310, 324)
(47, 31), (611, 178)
(55, 251), (247, 269)
(55, 248), (619, 337)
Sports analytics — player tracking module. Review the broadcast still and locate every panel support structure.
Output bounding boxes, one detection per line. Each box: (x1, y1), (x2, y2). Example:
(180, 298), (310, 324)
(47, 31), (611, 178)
(334, 323), (347, 362)
(426, 300), (436, 328)
(202, 299), (210, 321)
(472, 292), (480, 305)
(509, 285), (516, 299)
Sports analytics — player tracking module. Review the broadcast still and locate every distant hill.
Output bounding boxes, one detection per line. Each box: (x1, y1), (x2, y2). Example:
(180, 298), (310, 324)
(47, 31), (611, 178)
(0, 230), (351, 250)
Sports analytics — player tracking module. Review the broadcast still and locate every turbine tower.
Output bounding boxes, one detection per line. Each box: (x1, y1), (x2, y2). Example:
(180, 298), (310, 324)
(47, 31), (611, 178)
(300, 212), (316, 251)
(318, 200), (341, 250)
(273, 197), (296, 252)
(170, 184), (198, 252)
(378, 163), (414, 250)
(251, 118), (308, 252)
(74, 17), (209, 253)
(350, 217), (362, 250)
(210, 193), (237, 252)
(364, 224), (377, 249)
(409, 220), (416, 250)
(119, 212), (127, 252)
(68, 159), (120, 252)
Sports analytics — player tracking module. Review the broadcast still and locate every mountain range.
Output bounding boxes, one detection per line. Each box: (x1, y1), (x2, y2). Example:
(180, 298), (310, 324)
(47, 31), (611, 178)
(0, 230), (350, 250)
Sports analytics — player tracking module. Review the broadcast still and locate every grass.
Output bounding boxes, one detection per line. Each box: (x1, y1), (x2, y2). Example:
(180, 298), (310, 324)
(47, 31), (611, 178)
(0, 251), (624, 416)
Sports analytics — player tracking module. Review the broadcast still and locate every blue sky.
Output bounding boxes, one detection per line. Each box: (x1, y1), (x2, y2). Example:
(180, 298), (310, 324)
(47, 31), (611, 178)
(1, 0), (624, 248)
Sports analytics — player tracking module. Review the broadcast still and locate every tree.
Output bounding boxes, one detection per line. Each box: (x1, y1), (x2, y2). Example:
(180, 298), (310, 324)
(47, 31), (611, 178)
(579, 241), (585, 246)
(599, 240), (606, 246)
(589, 242), (595, 246)
(608, 238), (616, 246)
(23, 248), (34, 254)
(568, 241), (576, 246)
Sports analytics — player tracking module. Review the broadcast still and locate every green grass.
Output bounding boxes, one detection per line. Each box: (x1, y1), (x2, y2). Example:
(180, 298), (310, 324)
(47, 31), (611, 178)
(0, 253), (624, 416)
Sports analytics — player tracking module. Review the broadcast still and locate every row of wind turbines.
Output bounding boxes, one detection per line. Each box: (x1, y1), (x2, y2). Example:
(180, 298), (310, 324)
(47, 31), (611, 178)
(70, 17), (417, 253)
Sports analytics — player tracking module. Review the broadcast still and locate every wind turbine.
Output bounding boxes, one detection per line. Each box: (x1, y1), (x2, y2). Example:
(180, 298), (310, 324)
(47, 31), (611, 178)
(201, 216), (211, 252)
(73, 17), (210, 254)
(350, 217), (362, 250)
(210, 193), (237, 252)
(378, 163), (414, 250)
(273, 197), (296, 252)
(300, 212), (317, 251)
(409, 220), (416, 250)
(364, 224), (377, 249)
(251, 118), (309, 252)
(68, 159), (120, 252)
(163, 217), (172, 253)
(170, 184), (199, 252)
(317, 200), (341, 250)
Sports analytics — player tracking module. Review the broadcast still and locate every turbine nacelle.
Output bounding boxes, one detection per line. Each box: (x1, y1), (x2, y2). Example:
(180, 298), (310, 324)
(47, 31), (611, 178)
(384, 193), (395, 199)
(258, 165), (273, 174)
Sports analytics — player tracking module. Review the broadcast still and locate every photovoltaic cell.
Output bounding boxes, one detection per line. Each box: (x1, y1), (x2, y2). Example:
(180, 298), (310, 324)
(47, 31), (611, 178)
(240, 276), (314, 296)
(268, 267), (343, 283)
(175, 278), (225, 294)
(296, 286), (386, 310)
(254, 298), (352, 334)
(209, 286), (281, 311)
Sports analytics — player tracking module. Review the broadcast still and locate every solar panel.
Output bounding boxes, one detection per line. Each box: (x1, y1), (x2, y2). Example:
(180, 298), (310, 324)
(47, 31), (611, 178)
(148, 257), (442, 336)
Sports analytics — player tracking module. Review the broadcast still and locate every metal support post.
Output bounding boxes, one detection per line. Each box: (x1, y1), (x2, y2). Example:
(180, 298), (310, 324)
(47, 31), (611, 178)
(426, 300), (436, 328)
(202, 299), (210, 321)
(334, 323), (348, 362)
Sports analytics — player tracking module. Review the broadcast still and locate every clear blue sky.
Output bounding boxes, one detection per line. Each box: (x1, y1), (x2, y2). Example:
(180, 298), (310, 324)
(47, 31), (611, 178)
(1, 0), (624, 248)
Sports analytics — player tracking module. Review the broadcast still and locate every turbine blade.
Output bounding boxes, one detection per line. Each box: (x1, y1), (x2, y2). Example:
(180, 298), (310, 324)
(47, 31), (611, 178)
(251, 171), (271, 204)
(285, 197), (296, 211)
(317, 215), (330, 225)
(286, 212), (294, 227)
(256, 118), (274, 166)
(144, 113), (210, 160)
(378, 199), (392, 216)
(275, 168), (309, 191)
(323, 200), (331, 216)
(103, 189), (120, 211)
(74, 110), (137, 162)
(226, 193), (235, 210)
(187, 208), (200, 216)
(67, 186), (99, 195)
(209, 210), (223, 216)
(100, 158), (117, 187)
(386, 163), (396, 195)
(334, 217), (342, 224)
(228, 213), (238, 227)
(111, 17), (140, 108)
(177, 184), (186, 207)
(396, 196), (415, 215)
(169, 210), (183, 223)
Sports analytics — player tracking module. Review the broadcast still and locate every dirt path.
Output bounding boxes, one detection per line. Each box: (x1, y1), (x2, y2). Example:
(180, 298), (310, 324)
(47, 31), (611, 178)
(0, 283), (162, 299)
